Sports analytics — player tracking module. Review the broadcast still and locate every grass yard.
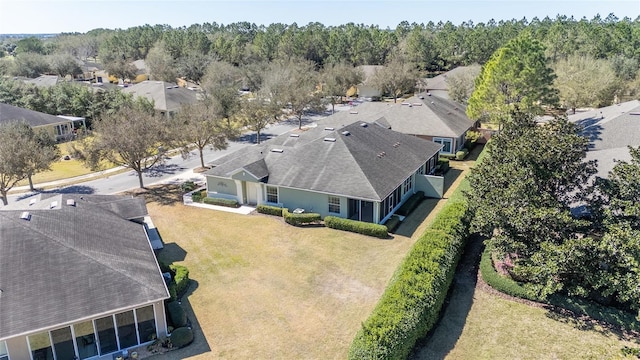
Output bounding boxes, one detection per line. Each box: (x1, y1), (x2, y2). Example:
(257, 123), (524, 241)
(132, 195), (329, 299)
(412, 239), (640, 360)
(147, 187), (419, 359)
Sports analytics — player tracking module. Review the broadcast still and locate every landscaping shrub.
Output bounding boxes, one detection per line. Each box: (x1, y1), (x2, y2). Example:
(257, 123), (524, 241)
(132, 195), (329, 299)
(257, 204), (283, 216)
(348, 190), (470, 359)
(190, 190), (205, 203)
(166, 301), (187, 328)
(396, 191), (425, 216)
(436, 158), (450, 174)
(202, 197), (239, 208)
(170, 327), (194, 348)
(282, 208), (321, 225)
(181, 181), (196, 192)
(325, 216), (388, 238)
(479, 247), (535, 300)
(455, 148), (469, 160)
(439, 153), (456, 160)
(170, 264), (190, 296)
(168, 282), (177, 302)
(384, 215), (401, 232)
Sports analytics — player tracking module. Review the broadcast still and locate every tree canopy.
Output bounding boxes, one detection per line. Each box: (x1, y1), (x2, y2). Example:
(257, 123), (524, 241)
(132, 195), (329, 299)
(466, 34), (559, 123)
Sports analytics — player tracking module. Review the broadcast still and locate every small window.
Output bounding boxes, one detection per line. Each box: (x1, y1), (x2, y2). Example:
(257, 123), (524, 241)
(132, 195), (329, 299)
(266, 186), (278, 203)
(403, 176), (413, 194)
(434, 138), (453, 154)
(328, 196), (340, 214)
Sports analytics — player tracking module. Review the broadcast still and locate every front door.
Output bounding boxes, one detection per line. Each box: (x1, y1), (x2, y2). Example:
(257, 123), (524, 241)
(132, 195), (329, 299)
(247, 183), (258, 205)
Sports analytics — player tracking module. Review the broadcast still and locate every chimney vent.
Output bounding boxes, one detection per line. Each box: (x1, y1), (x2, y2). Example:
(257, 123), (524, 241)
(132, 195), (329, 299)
(324, 137), (336, 142)
(20, 211), (31, 221)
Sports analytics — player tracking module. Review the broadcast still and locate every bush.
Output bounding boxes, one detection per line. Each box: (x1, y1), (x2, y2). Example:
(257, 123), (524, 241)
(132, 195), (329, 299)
(348, 192), (470, 359)
(325, 216), (388, 238)
(202, 197), (239, 208)
(479, 247), (535, 300)
(436, 158), (450, 174)
(257, 204), (283, 216)
(181, 181), (196, 192)
(170, 264), (190, 296)
(191, 190), (205, 203)
(166, 301), (187, 328)
(455, 148), (469, 160)
(282, 208), (321, 225)
(167, 282), (177, 302)
(439, 153), (456, 160)
(170, 327), (194, 348)
(384, 215), (401, 232)
(396, 191), (425, 216)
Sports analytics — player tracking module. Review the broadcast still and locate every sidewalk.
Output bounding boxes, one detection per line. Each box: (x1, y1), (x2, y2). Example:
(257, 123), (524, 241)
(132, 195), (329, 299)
(9, 166), (128, 194)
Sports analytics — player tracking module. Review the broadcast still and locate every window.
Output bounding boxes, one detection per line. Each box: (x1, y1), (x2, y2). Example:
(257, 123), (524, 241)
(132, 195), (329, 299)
(116, 311), (138, 349)
(95, 316), (118, 354)
(136, 305), (157, 343)
(51, 327), (75, 360)
(328, 196), (340, 214)
(433, 137), (453, 154)
(0, 340), (8, 360)
(74, 321), (98, 359)
(266, 186), (278, 203)
(28, 332), (53, 360)
(417, 163), (426, 175)
(403, 176), (413, 194)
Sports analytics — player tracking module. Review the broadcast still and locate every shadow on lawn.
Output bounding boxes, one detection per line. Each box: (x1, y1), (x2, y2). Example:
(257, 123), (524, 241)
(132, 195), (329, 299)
(147, 281), (213, 359)
(126, 184), (184, 206)
(410, 236), (484, 360)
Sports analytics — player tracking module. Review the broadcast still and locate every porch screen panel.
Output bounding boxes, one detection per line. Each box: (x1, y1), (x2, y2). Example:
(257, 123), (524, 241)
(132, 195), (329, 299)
(28, 332), (54, 360)
(116, 311), (138, 349)
(74, 320), (98, 359)
(95, 316), (118, 354)
(136, 305), (157, 343)
(0, 341), (8, 360)
(51, 327), (76, 360)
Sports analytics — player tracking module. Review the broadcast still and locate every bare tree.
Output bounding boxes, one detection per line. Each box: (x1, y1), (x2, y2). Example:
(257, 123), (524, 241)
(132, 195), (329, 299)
(146, 41), (177, 82)
(238, 94), (281, 144)
(25, 129), (60, 191)
(85, 106), (172, 188)
(0, 122), (51, 205)
(371, 58), (417, 103)
(176, 101), (236, 169)
(321, 62), (364, 113)
(201, 60), (243, 126)
(446, 64), (481, 104)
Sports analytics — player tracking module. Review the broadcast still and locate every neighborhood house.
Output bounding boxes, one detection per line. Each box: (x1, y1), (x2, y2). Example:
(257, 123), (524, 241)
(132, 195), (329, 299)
(0, 194), (170, 360)
(205, 119), (444, 224)
(0, 103), (87, 142)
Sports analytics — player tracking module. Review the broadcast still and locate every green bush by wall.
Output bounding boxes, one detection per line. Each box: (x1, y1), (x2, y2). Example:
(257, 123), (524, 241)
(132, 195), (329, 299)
(166, 301), (187, 328)
(170, 264), (190, 296)
(257, 204), (284, 216)
(396, 191), (425, 216)
(202, 197), (239, 208)
(170, 327), (194, 348)
(282, 208), (321, 225)
(325, 216), (388, 238)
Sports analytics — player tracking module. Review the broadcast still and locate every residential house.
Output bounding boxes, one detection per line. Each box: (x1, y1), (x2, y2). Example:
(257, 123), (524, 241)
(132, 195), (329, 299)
(205, 120), (443, 224)
(421, 66), (478, 100)
(0, 103), (86, 142)
(0, 194), (170, 360)
(569, 99), (640, 178)
(324, 93), (476, 154)
(122, 81), (198, 116)
(355, 65), (384, 99)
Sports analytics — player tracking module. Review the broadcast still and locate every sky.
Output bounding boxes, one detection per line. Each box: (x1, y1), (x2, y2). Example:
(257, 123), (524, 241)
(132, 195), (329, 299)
(0, 0), (638, 34)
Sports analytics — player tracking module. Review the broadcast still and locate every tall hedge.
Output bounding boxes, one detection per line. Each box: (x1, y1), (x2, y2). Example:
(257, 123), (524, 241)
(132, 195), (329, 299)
(325, 216), (389, 238)
(348, 198), (470, 358)
(283, 208), (321, 225)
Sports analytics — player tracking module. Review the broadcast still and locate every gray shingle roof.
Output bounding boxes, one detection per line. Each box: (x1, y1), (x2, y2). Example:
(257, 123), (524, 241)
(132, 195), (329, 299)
(0, 194), (169, 340)
(206, 122), (442, 201)
(569, 100), (640, 178)
(313, 94), (473, 138)
(0, 102), (72, 128)
(122, 81), (198, 112)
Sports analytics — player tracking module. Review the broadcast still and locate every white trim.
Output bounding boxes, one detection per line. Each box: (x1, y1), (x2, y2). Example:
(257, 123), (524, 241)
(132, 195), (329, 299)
(433, 137), (454, 154)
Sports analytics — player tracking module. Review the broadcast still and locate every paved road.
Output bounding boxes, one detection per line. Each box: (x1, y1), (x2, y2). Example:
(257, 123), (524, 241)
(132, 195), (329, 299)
(8, 112), (334, 203)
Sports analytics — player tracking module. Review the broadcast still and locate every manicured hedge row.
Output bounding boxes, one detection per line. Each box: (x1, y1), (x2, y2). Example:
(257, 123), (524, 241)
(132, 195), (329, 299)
(282, 208), (322, 225)
(170, 264), (190, 296)
(348, 192), (470, 359)
(479, 247), (535, 300)
(202, 197), (239, 208)
(384, 215), (401, 232)
(456, 148), (469, 160)
(480, 247), (640, 333)
(191, 190), (206, 203)
(396, 191), (425, 216)
(325, 216), (389, 238)
(257, 204), (284, 216)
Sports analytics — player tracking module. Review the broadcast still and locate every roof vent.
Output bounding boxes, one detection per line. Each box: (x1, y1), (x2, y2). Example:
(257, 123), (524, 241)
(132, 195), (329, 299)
(376, 151), (387, 158)
(630, 112), (640, 115)
(270, 148), (284, 153)
(324, 137), (336, 142)
(401, 102), (410, 105)
(50, 201), (58, 209)
(427, 92), (432, 96)
(349, 110), (358, 114)
(324, 127), (335, 131)
(29, 198), (37, 206)
(20, 211), (31, 220)
(393, 142), (401, 148)
(360, 123), (368, 127)
(412, 103), (422, 106)
(66, 199), (76, 206)
(289, 134), (300, 137)
(342, 131), (351, 136)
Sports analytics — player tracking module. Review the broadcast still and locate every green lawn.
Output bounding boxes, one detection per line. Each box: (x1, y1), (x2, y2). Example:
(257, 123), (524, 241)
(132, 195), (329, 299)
(147, 186), (420, 359)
